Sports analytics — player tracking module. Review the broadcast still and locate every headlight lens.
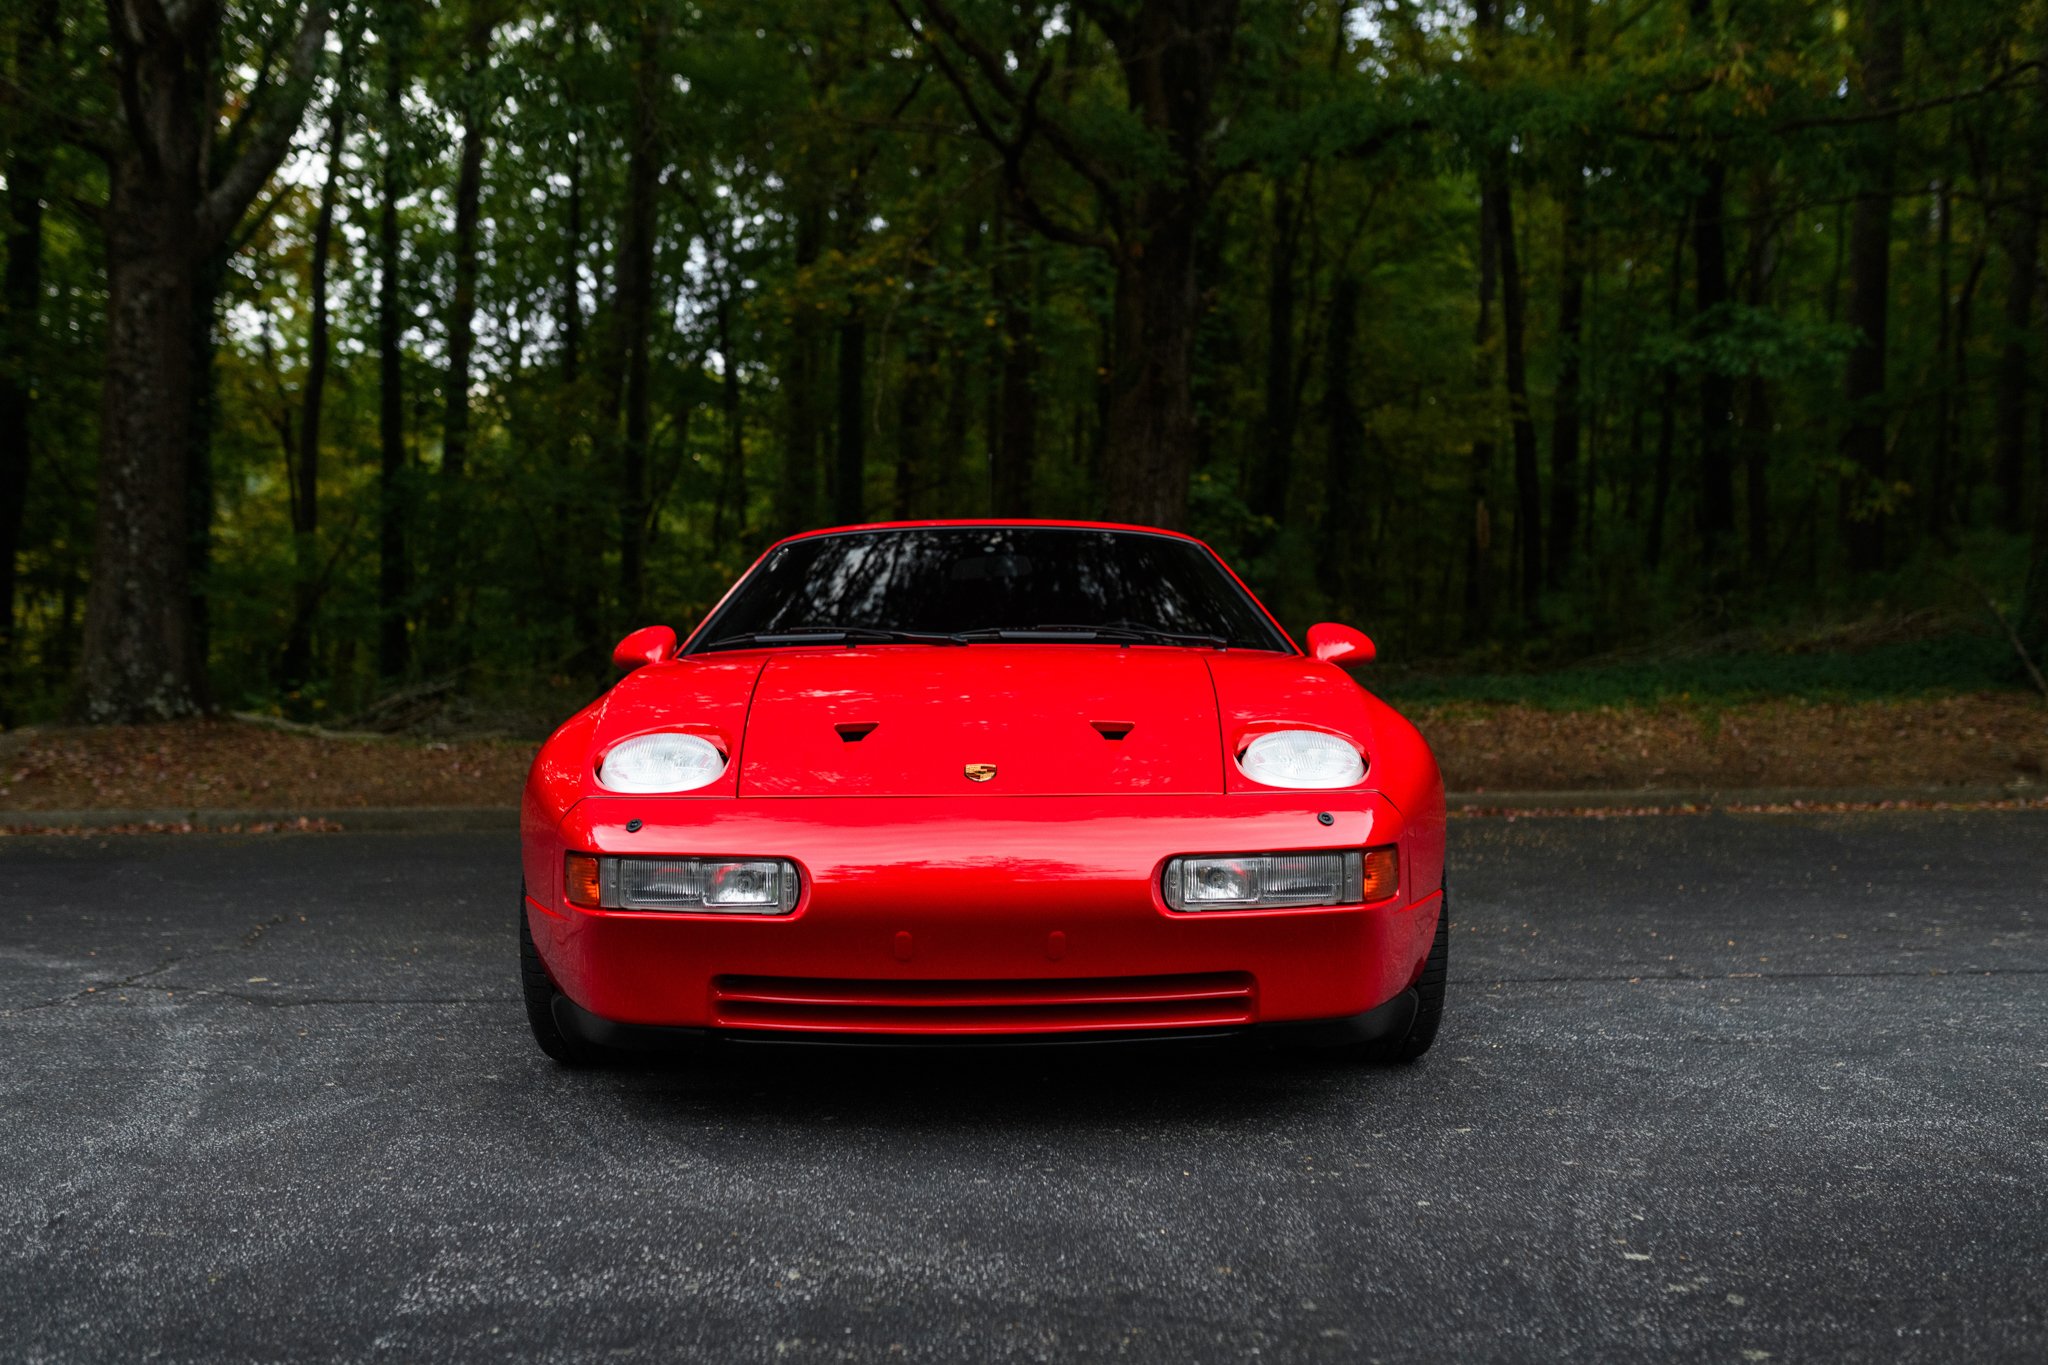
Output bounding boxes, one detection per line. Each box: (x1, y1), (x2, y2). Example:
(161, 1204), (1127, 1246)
(1162, 847), (1397, 911)
(1237, 729), (1365, 789)
(597, 732), (726, 793)
(565, 854), (800, 913)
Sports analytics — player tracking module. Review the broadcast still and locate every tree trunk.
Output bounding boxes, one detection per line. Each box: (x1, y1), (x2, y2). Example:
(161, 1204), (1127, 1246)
(1839, 0), (1904, 573)
(1995, 63), (2047, 532)
(1318, 275), (1363, 601)
(992, 223), (1037, 516)
(713, 290), (746, 541)
(433, 13), (490, 653)
(1492, 184), (1542, 621)
(1546, 0), (1588, 586)
(1742, 174), (1777, 573)
(1095, 0), (1239, 530)
(614, 12), (661, 622)
(281, 60), (350, 695)
(1255, 174), (1301, 527)
(561, 135), (584, 386)
(77, 175), (208, 720)
(1928, 176), (1956, 543)
(778, 188), (824, 534)
(1548, 167), (1586, 586)
(77, 0), (331, 721)
(834, 316), (868, 524)
(554, 39), (600, 662)
(1647, 210), (1690, 571)
(1103, 198), (1201, 528)
(1464, 169), (1499, 644)
(0, 0), (57, 693)
(377, 30), (410, 681)
(1694, 158), (1736, 571)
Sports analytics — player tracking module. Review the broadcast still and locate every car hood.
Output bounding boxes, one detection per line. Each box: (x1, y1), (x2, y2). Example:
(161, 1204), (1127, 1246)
(736, 646), (1225, 797)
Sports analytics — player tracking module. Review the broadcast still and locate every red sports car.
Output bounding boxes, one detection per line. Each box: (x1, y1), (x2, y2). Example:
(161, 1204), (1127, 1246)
(518, 521), (1447, 1064)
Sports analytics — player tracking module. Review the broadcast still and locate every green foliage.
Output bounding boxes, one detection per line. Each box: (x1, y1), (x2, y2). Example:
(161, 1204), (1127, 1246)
(5, 0), (2048, 725)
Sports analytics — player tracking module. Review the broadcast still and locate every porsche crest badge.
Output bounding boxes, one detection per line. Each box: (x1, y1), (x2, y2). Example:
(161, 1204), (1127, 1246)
(964, 762), (998, 783)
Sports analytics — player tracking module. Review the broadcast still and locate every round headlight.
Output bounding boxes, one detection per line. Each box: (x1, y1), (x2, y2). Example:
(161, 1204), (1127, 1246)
(597, 733), (727, 793)
(1238, 730), (1365, 789)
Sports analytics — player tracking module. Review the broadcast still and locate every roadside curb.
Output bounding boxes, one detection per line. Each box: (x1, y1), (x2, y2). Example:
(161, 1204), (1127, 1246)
(1, 807), (518, 834)
(5, 784), (2043, 834)
(1447, 783), (2039, 815)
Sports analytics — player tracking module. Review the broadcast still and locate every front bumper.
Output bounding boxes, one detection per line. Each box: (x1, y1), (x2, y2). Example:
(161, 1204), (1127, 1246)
(523, 793), (1445, 1038)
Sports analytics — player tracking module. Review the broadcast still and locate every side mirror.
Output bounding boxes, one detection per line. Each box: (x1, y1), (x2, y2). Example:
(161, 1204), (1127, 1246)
(611, 624), (677, 672)
(1306, 622), (1375, 667)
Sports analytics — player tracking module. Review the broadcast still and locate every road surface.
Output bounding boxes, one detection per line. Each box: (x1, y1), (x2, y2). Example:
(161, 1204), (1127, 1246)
(2, 812), (2043, 1361)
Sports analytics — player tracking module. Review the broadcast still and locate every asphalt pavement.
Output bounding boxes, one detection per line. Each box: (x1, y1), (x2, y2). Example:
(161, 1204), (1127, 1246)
(2, 812), (2043, 1362)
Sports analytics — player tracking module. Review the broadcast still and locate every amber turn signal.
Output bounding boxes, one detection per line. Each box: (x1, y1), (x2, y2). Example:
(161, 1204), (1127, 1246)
(565, 852), (603, 909)
(1360, 845), (1399, 902)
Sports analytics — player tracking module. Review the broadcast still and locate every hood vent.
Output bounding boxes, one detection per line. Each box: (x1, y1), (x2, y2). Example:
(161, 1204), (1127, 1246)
(834, 722), (879, 743)
(1090, 720), (1135, 741)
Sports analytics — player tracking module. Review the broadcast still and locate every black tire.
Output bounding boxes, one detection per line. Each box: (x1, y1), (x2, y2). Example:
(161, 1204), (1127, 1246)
(520, 895), (607, 1066)
(1349, 889), (1449, 1065)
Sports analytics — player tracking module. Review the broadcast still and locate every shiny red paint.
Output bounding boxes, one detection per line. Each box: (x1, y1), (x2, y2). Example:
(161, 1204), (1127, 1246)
(1306, 621), (1375, 666)
(523, 520), (1446, 1042)
(610, 623), (676, 672)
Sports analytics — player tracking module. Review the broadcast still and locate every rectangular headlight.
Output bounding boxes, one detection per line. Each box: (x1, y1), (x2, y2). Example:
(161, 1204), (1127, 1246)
(568, 854), (800, 914)
(1163, 848), (1396, 911)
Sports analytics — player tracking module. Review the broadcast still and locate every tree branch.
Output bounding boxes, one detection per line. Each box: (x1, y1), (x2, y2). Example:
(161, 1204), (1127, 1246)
(899, 0), (1124, 210)
(104, 0), (161, 172)
(218, 4), (295, 175)
(1617, 60), (2044, 144)
(886, 0), (1118, 252)
(198, 0), (331, 245)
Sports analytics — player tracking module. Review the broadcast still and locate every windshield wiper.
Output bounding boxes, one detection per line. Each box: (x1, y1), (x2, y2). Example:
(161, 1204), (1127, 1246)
(951, 622), (1228, 647)
(703, 625), (965, 649)
(1099, 619), (1230, 647)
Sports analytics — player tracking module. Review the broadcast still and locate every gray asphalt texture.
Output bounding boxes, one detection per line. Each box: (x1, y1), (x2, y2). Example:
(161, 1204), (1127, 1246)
(2, 813), (2043, 1363)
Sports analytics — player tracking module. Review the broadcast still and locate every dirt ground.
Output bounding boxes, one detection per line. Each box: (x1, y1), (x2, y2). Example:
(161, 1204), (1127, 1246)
(0, 692), (2042, 814)
(1419, 692), (2047, 792)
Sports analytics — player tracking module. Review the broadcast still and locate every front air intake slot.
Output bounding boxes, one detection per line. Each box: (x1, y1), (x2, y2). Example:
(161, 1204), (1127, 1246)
(711, 972), (1255, 1035)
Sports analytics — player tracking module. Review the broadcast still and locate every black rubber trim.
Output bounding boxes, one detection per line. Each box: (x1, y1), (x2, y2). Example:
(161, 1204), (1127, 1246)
(550, 988), (1419, 1055)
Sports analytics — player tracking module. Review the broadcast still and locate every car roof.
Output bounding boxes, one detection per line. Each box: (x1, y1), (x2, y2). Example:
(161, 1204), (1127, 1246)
(763, 519), (1211, 552)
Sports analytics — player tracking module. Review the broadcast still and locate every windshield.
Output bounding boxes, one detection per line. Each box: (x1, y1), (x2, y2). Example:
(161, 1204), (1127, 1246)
(688, 527), (1292, 653)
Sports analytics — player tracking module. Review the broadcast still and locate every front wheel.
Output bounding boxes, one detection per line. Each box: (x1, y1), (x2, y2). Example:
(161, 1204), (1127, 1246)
(1350, 890), (1449, 1065)
(519, 896), (608, 1066)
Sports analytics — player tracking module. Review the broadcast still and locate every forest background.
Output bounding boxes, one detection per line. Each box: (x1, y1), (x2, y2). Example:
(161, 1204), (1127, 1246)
(5, 0), (2048, 734)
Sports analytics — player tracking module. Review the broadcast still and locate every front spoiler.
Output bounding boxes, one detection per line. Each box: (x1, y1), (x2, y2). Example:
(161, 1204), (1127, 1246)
(553, 985), (1419, 1054)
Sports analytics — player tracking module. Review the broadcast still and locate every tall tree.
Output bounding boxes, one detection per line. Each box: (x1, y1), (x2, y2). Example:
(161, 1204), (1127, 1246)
(1690, 0), (1737, 575)
(0, 0), (59, 696)
(1474, 0), (1540, 620)
(991, 216), (1037, 517)
(1741, 174), (1778, 573)
(1495, 180), (1542, 621)
(897, 0), (1243, 529)
(376, 13), (410, 681)
(834, 314), (867, 524)
(74, 1), (332, 721)
(611, 6), (664, 622)
(778, 184), (825, 535)
(1995, 60), (2046, 532)
(1838, 0), (1905, 573)
(1546, 0), (1588, 587)
(1318, 275), (1363, 599)
(1255, 173), (1303, 530)
(1646, 210), (1690, 572)
(1462, 157), (1499, 643)
(432, 3), (496, 653)
(281, 43), (355, 696)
